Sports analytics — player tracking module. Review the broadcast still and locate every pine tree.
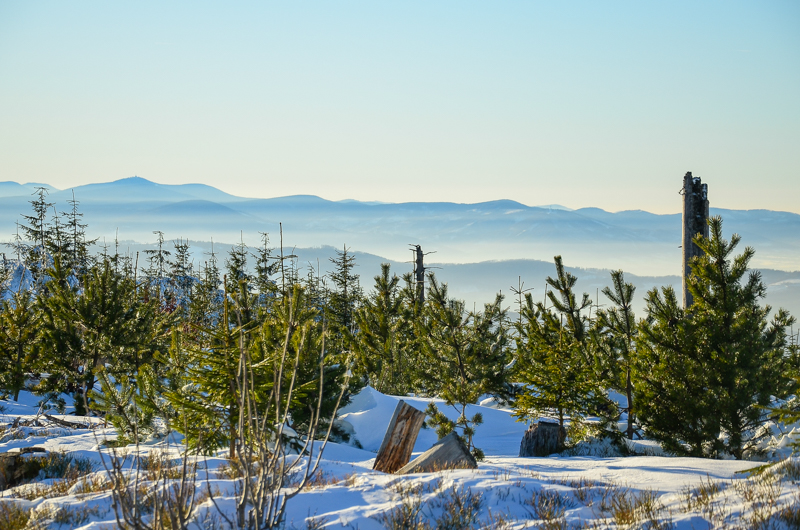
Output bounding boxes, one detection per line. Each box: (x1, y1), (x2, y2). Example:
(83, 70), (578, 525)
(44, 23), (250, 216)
(48, 205), (71, 265)
(188, 273), (258, 456)
(302, 261), (327, 317)
(546, 256), (592, 343)
(225, 238), (252, 299)
(329, 246), (361, 321)
(417, 273), (510, 459)
(38, 257), (166, 415)
(90, 365), (163, 444)
(592, 270), (638, 440)
(513, 294), (599, 435)
(0, 253), (9, 296)
(169, 281), (333, 455)
(5, 223), (27, 266)
(253, 232), (278, 308)
(0, 289), (40, 401)
(188, 246), (222, 333)
(18, 187), (55, 281)
(170, 237), (195, 315)
(260, 283), (346, 437)
(353, 263), (414, 394)
(63, 191), (95, 275)
(636, 217), (796, 458)
(327, 245), (362, 339)
(326, 246), (363, 395)
(513, 257), (602, 445)
(143, 231), (171, 305)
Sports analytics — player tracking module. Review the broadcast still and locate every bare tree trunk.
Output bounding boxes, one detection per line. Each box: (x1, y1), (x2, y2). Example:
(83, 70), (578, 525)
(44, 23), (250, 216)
(682, 171), (709, 308)
(413, 245), (425, 304)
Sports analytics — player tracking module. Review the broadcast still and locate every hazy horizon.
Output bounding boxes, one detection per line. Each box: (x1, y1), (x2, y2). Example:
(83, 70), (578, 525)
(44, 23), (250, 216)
(4, 175), (800, 216)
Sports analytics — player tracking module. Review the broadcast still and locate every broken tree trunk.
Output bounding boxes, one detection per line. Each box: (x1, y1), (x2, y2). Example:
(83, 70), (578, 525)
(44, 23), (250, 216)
(396, 432), (478, 474)
(413, 245), (425, 304)
(373, 400), (426, 473)
(682, 171), (709, 308)
(519, 421), (566, 457)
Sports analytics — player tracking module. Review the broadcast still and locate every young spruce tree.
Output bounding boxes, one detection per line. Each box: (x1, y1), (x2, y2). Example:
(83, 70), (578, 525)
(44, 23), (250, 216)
(592, 270), (638, 440)
(418, 273), (510, 460)
(353, 263), (414, 394)
(513, 257), (602, 445)
(636, 217), (795, 458)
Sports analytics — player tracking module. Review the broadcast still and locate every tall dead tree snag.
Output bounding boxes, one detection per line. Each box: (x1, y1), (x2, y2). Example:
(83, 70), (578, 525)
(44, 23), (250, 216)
(412, 244), (425, 304)
(681, 171), (709, 308)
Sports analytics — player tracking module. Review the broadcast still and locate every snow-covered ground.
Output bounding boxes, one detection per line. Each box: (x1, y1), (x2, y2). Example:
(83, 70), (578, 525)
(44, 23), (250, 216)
(1, 387), (799, 529)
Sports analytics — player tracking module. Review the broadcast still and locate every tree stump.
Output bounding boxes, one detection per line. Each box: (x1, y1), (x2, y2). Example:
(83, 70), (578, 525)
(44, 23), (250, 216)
(396, 432), (477, 474)
(519, 421), (566, 457)
(0, 447), (47, 489)
(373, 400), (426, 473)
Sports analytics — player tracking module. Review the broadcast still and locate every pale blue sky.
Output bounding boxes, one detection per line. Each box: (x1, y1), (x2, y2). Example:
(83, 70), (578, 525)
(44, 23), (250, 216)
(1, 1), (798, 213)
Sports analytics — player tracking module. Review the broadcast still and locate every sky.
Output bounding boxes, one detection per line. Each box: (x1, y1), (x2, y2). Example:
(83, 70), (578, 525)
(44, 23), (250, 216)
(0, 1), (798, 214)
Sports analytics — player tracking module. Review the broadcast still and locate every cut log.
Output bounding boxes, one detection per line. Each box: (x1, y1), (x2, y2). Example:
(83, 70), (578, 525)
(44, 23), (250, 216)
(373, 400), (426, 473)
(396, 432), (477, 474)
(519, 421), (566, 457)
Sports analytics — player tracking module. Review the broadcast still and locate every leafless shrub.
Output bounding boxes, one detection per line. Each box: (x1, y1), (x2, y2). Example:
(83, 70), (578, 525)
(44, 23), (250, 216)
(741, 473), (784, 530)
(525, 488), (575, 522)
(16, 478), (76, 501)
(375, 482), (428, 530)
(635, 489), (673, 530)
(480, 508), (514, 530)
(28, 503), (105, 528)
(492, 467), (513, 481)
(303, 470), (341, 490)
(72, 473), (114, 494)
(0, 502), (31, 530)
(97, 433), (200, 529)
(292, 512), (330, 530)
(429, 485), (483, 530)
(92, 286), (347, 529)
(566, 477), (596, 505)
(681, 474), (724, 512)
(776, 457), (800, 482)
(596, 483), (625, 514)
(776, 490), (800, 529)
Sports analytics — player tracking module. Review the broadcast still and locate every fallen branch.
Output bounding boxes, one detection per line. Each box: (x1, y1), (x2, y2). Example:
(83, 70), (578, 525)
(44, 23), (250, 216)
(44, 413), (89, 429)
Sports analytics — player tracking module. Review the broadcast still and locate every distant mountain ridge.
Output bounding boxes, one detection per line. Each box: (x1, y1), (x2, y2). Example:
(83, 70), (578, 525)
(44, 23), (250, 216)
(1, 177), (798, 276)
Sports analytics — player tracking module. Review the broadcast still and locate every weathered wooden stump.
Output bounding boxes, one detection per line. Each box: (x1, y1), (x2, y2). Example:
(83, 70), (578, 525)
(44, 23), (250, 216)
(519, 421), (566, 457)
(396, 432), (477, 474)
(373, 400), (426, 473)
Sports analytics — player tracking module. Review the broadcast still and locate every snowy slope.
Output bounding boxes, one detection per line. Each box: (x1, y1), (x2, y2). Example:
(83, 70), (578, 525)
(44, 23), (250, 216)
(1, 388), (799, 529)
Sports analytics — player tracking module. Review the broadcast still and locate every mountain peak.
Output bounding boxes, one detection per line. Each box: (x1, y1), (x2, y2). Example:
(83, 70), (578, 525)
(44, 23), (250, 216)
(113, 176), (158, 186)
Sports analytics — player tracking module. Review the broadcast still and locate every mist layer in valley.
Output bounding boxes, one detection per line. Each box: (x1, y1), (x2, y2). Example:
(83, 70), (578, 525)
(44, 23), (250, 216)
(2, 177), (799, 316)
